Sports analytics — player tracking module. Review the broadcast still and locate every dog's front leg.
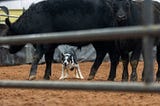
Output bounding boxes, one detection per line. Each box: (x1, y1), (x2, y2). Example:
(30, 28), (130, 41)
(64, 69), (69, 79)
(76, 64), (84, 79)
(75, 68), (80, 79)
(59, 65), (65, 80)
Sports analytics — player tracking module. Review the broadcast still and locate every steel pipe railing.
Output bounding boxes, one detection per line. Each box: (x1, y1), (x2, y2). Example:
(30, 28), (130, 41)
(0, 25), (160, 45)
(143, 0), (154, 83)
(0, 80), (160, 92)
(0, 14), (19, 18)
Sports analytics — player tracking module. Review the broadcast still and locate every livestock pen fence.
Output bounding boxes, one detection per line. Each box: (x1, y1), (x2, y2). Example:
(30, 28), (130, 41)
(0, 0), (160, 92)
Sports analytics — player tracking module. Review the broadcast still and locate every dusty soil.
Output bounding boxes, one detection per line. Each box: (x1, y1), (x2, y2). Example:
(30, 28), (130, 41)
(0, 61), (160, 106)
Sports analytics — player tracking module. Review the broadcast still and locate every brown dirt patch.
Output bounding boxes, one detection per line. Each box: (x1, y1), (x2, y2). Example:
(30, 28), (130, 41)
(0, 61), (160, 106)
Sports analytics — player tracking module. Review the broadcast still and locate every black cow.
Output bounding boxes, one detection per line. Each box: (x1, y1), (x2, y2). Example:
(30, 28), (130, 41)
(106, 0), (143, 81)
(108, 0), (160, 81)
(2, 0), (119, 80)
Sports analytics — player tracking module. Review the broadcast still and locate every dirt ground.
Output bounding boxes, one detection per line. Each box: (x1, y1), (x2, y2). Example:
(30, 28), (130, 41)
(0, 61), (160, 106)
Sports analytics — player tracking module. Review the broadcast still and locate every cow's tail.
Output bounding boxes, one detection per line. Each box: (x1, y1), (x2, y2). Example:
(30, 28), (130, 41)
(5, 18), (11, 28)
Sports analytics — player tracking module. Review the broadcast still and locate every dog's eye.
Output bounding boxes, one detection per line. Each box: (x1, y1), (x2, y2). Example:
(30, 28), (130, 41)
(67, 58), (70, 62)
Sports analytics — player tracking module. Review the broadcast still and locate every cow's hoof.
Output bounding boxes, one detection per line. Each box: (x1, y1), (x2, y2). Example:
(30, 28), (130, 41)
(122, 78), (128, 82)
(29, 75), (36, 80)
(130, 73), (137, 82)
(141, 77), (145, 81)
(87, 75), (94, 80)
(122, 75), (128, 82)
(156, 77), (160, 82)
(107, 78), (114, 81)
(130, 76), (137, 82)
(43, 76), (50, 80)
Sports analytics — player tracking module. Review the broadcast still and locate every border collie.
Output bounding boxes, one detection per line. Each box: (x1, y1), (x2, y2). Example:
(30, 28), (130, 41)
(59, 48), (84, 80)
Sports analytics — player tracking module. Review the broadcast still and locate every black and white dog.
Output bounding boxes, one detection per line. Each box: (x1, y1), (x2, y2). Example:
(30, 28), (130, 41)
(59, 48), (84, 80)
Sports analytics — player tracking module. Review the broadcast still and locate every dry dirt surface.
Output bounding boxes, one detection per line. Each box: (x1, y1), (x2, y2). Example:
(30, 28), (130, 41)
(0, 61), (160, 106)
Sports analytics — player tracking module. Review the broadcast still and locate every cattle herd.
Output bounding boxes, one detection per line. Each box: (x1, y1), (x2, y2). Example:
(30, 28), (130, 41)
(0, 0), (160, 82)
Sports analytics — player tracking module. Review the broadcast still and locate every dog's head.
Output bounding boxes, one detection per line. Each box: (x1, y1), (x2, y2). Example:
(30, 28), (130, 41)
(61, 52), (75, 70)
(62, 53), (72, 66)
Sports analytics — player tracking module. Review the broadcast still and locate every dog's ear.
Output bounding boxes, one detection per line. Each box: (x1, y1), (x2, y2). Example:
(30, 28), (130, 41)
(61, 52), (65, 57)
(61, 53), (65, 60)
(60, 53), (64, 63)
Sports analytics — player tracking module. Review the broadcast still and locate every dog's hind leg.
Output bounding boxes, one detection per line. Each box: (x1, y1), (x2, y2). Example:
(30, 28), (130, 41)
(76, 64), (84, 79)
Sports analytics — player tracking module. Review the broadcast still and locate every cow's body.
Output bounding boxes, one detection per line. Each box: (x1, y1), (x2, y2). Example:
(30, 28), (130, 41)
(4, 0), (119, 80)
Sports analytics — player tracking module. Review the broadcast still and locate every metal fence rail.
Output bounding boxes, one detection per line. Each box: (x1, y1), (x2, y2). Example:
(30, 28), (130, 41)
(143, 0), (154, 83)
(1, 80), (160, 93)
(0, 25), (160, 45)
(0, 14), (19, 18)
(0, 0), (159, 92)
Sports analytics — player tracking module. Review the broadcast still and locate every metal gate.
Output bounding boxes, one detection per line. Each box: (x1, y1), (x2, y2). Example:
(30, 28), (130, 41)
(0, 0), (160, 92)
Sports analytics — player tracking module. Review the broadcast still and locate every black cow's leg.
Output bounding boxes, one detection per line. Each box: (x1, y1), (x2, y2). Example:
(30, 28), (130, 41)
(142, 69), (144, 81)
(108, 51), (120, 81)
(121, 53), (129, 81)
(141, 49), (145, 81)
(43, 48), (55, 80)
(87, 50), (106, 80)
(129, 41), (141, 82)
(130, 50), (141, 81)
(130, 60), (138, 81)
(29, 45), (44, 80)
(156, 44), (160, 81)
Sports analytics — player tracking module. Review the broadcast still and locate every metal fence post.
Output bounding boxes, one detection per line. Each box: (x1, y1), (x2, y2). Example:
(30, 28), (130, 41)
(143, 0), (154, 83)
